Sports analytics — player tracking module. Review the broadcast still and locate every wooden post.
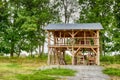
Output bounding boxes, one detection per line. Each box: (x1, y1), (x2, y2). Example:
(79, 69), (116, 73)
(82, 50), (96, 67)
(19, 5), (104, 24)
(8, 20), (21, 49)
(64, 32), (65, 45)
(54, 48), (59, 65)
(51, 48), (53, 64)
(96, 30), (100, 65)
(47, 31), (51, 65)
(72, 30), (75, 65)
(84, 31), (86, 45)
(53, 49), (56, 64)
(48, 48), (50, 65)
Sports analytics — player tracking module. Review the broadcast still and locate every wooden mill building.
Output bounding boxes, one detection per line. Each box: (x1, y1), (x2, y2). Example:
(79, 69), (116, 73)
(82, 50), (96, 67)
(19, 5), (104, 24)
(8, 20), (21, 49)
(45, 23), (103, 65)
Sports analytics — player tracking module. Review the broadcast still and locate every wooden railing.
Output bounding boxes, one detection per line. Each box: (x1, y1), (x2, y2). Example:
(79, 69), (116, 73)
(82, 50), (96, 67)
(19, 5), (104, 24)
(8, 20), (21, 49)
(49, 37), (99, 46)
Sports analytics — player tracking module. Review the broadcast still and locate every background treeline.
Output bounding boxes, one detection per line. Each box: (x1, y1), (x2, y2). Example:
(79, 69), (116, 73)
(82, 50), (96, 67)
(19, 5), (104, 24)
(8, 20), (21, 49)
(0, 0), (120, 57)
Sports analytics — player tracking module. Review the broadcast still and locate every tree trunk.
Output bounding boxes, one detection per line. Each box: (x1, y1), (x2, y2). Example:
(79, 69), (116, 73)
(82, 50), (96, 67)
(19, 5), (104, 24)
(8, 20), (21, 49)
(17, 46), (21, 57)
(42, 44), (44, 53)
(102, 38), (105, 56)
(39, 44), (42, 56)
(30, 44), (33, 57)
(10, 42), (14, 57)
(62, 0), (68, 24)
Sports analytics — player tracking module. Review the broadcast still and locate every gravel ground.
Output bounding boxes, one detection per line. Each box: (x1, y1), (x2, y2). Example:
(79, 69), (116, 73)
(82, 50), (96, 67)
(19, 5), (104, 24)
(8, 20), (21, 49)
(39, 65), (110, 80)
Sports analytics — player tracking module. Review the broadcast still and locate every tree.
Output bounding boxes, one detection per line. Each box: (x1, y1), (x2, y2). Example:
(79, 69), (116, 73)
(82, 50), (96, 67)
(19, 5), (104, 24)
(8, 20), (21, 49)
(0, 0), (11, 56)
(21, 0), (56, 56)
(77, 0), (114, 55)
(112, 0), (120, 52)
(51, 0), (79, 23)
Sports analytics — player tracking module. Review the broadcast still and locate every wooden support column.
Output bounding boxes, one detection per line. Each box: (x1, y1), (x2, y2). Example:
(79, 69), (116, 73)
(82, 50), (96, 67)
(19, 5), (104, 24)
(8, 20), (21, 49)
(51, 48), (54, 64)
(53, 32), (56, 45)
(53, 32), (56, 64)
(96, 30), (100, 65)
(62, 50), (66, 65)
(53, 49), (56, 64)
(71, 30), (75, 65)
(64, 32), (65, 45)
(84, 31), (86, 45)
(47, 31), (51, 65)
(55, 48), (59, 65)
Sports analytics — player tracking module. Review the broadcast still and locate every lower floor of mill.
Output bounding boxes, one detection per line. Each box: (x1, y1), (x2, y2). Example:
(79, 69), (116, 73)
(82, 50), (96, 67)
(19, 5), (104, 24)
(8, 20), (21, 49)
(47, 45), (100, 65)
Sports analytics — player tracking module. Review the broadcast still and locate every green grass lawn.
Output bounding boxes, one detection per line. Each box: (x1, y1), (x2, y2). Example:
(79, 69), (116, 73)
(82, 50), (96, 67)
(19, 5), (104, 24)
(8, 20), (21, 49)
(0, 57), (76, 80)
(103, 68), (120, 76)
(16, 68), (76, 80)
(101, 55), (120, 80)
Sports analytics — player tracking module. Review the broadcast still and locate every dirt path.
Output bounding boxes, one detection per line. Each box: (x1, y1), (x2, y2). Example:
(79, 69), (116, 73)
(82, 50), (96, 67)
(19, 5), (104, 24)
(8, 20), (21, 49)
(39, 65), (110, 80)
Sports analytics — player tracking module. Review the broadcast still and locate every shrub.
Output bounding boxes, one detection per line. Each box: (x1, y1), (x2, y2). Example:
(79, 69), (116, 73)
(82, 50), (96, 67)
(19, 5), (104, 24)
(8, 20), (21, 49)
(100, 55), (120, 64)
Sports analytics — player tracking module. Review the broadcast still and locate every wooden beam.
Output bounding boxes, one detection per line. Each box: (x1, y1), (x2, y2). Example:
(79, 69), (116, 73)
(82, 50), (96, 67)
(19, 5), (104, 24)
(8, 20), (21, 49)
(89, 30), (96, 36)
(68, 31), (79, 37)
(74, 47), (81, 55)
(84, 31), (86, 45)
(74, 31), (79, 36)
(48, 31), (50, 46)
(91, 47), (97, 54)
(72, 30), (75, 65)
(68, 32), (72, 37)
(51, 48), (54, 64)
(47, 31), (50, 65)
(96, 30), (99, 45)
(96, 48), (100, 65)
(54, 48), (59, 65)
(49, 45), (99, 48)
(96, 30), (100, 65)
(47, 48), (50, 65)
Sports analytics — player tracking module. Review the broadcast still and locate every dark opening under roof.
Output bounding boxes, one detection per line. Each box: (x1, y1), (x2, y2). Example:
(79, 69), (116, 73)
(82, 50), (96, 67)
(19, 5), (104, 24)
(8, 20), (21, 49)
(45, 23), (103, 30)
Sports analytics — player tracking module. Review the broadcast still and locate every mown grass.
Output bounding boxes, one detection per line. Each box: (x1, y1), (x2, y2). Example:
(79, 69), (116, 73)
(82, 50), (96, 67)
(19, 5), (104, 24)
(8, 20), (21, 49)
(103, 68), (120, 76)
(0, 56), (47, 80)
(16, 68), (76, 80)
(0, 56), (76, 80)
(38, 68), (76, 76)
(101, 54), (120, 80)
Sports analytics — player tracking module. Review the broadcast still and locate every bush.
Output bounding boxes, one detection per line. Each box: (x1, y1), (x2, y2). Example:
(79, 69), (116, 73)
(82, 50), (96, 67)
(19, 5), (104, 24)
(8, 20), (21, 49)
(65, 54), (72, 64)
(100, 55), (120, 64)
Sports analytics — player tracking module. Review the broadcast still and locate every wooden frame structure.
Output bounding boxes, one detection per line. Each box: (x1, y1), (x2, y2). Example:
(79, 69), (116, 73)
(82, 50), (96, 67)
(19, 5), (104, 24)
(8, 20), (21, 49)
(45, 23), (103, 65)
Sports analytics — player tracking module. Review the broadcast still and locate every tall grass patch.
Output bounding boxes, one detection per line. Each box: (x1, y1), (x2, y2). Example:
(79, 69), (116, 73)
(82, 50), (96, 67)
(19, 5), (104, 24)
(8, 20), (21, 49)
(100, 55), (120, 64)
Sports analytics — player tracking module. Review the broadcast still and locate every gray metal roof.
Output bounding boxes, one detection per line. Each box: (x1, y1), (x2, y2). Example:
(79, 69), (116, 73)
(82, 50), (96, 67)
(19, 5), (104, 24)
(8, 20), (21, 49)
(45, 23), (103, 30)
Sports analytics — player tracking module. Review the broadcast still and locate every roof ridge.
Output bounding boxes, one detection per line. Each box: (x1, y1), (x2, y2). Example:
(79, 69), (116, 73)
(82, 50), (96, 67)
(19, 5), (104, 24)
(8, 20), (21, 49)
(45, 23), (103, 30)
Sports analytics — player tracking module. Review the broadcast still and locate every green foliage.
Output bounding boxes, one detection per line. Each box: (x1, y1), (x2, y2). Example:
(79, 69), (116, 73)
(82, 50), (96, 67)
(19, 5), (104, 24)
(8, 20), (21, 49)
(16, 68), (76, 80)
(0, 0), (57, 57)
(65, 54), (72, 64)
(100, 55), (120, 64)
(38, 53), (48, 60)
(103, 68), (120, 76)
(0, 0), (120, 57)
(77, 0), (114, 55)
